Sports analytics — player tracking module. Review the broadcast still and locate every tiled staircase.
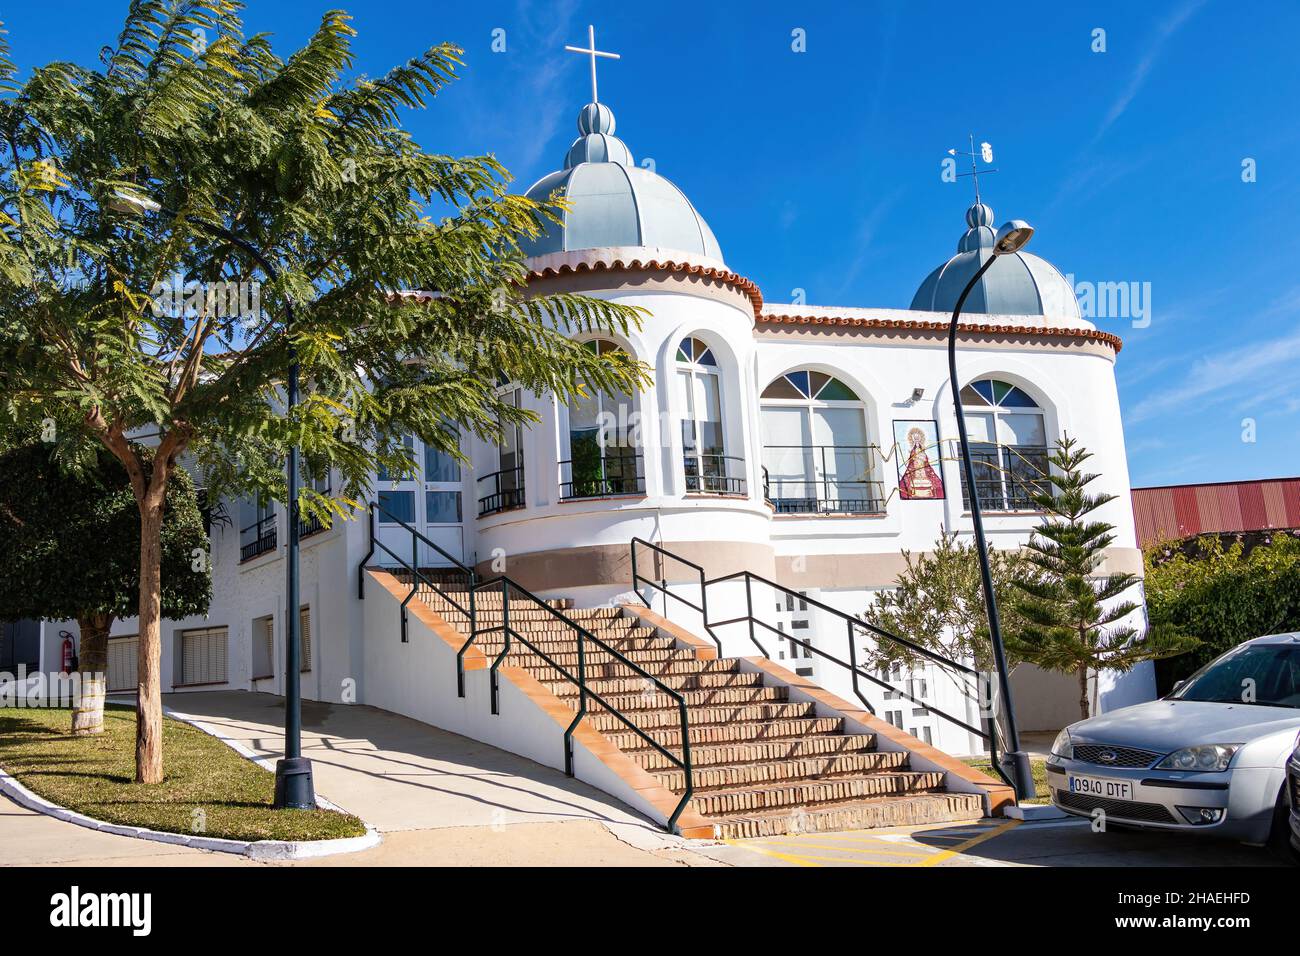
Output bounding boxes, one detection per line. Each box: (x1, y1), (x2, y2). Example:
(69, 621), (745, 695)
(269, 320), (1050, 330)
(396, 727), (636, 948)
(418, 579), (991, 839)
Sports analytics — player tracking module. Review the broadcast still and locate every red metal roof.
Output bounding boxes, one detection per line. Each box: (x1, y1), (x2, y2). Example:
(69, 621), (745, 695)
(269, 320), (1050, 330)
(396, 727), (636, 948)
(1132, 477), (1300, 546)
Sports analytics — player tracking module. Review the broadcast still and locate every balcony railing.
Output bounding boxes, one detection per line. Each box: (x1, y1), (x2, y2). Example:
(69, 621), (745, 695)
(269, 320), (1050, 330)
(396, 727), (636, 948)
(560, 450), (645, 500)
(299, 512), (329, 538)
(761, 444), (885, 515)
(240, 514), (277, 562)
(952, 441), (1050, 511)
(684, 453), (746, 496)
(477, 466), (526, 517)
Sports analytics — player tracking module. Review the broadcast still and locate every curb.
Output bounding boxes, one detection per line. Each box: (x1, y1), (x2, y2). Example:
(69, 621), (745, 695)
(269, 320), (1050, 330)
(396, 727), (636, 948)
(0, 708), (381, 861)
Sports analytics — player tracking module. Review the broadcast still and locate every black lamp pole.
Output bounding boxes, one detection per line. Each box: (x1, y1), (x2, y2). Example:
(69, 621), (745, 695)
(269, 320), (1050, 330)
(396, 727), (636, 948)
(948, 253), (1036, 800)
(128, 200), (315, 808)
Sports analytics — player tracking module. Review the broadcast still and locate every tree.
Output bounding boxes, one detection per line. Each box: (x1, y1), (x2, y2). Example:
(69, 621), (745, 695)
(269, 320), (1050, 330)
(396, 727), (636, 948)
(862, 531), (1029, 702)
(1007, 436), (1196, 718)
(0, 5), (645, 782)
(1144, 532), (1300, 687)
(0, 441), (210, 734)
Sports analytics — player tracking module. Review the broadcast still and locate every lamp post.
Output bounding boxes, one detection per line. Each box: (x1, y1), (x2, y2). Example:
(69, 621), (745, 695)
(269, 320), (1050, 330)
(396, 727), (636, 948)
(109, 191), (315, 808)
(948, 219), (1037, 800)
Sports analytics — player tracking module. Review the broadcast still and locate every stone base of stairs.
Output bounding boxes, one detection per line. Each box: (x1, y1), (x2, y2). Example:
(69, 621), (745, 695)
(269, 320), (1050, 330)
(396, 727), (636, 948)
(708, 792), (987, 840)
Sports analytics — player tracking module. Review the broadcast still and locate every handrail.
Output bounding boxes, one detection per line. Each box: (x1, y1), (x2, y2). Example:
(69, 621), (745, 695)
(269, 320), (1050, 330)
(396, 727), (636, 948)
(476, 466), (526, 517)
(629, 537), (729, 653)
(357, 501), (476, 645)
(461, 574), (694, 833)
(629, 538), (1017, 793)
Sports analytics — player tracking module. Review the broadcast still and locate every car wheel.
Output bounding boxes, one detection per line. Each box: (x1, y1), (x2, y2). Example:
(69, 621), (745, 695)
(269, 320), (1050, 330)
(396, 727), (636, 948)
(1267, 786), (1299, 866)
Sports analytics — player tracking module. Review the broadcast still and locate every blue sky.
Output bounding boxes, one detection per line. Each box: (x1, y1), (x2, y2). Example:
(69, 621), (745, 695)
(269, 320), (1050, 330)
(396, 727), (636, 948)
(7, 1), (1299, 487)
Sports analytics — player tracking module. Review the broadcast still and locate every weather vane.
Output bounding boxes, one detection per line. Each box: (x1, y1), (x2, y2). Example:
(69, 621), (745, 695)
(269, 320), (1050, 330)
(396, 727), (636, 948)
(948, 133), (998, 205)
(565, 25), (620, 104)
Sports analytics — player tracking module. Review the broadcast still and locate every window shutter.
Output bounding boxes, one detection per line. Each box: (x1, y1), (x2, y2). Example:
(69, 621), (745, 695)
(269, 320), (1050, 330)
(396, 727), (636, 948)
(299, 606), (311, 672)
(107, 636), (138, 692)
(181, 627), (228, 685)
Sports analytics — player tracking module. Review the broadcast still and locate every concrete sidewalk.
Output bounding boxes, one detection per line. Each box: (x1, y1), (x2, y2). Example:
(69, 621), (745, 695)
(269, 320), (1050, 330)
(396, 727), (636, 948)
(159, 690), (711, 866)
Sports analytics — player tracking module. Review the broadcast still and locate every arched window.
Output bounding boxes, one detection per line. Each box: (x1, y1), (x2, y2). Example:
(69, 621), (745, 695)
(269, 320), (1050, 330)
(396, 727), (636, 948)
(760, 371), (879, 514)
(959, 378), (1049, 511)
(562, 339), (643, 499)
(676, 337), (741, 494)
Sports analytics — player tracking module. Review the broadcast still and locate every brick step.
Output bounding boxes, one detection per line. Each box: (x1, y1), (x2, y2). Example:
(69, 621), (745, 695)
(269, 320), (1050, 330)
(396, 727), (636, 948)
(605, 716), (845, 751)
(463, 608), (626, 624)
(473, 634), (676, 656)
(652, 749), (909, 792)
(482, 647), (697, 671)
(705, 792), (987, 840)
(592, 685), (791, 713)
(545, 670), (766, 698)
(471, 623), (662, 642)
(584, 701), (816, 733)
(523, 657), (739, 683)
(630, 733), (878, 771)
(688, 771), (946, 817)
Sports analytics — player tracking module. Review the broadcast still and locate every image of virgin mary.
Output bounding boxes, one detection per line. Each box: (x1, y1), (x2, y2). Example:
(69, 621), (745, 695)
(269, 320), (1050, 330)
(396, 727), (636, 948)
(899, 427), (944, 499)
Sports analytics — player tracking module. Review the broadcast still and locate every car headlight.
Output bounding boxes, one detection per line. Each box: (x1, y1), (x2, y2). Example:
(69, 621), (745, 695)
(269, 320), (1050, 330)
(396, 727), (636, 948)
(1051, 728), (1073, 759)
(1156, 744), (1240, 772)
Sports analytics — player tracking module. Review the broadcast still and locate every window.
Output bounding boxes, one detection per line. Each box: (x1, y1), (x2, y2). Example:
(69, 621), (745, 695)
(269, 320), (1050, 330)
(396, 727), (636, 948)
(179, 627), (228, 686)
(107, 635), (138, 692)
(677, 337), (740, 494)
(298, 605), (312, 673)
(239, 495), (276, 561)
(479, 387), (525, 516)
(760, 370), (878, 514)
(300, 467), (332, 538)
(425, 490), (462, 524)
(377, 489), (414, 524)
(562, 339), (643, 499)
(252, 615), (274, 680)
(959, 379), (1049, 511)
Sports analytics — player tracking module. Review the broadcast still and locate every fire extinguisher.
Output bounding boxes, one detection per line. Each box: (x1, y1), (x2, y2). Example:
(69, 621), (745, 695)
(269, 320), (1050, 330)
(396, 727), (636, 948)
(60, 630), (77, 674)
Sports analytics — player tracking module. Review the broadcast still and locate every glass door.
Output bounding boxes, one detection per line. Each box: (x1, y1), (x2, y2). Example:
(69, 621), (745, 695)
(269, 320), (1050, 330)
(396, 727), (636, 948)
(422, 431), (464, 567)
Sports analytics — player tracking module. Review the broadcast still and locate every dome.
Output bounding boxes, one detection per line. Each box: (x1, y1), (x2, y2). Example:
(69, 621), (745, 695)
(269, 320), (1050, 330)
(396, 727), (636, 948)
(910, 201), (1080, 321)
(520, 102), (724, 263)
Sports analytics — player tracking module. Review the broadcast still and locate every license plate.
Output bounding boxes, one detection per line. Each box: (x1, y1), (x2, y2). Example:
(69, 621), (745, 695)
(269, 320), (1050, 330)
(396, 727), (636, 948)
(1068, 773), (1133, 801)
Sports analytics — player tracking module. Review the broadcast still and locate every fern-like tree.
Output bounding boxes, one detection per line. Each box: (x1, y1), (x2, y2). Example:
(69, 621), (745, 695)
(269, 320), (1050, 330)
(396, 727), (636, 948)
(1008, 435), (1196, 718)
(0, 441), (211, 735)
(0, 5), (645, 782)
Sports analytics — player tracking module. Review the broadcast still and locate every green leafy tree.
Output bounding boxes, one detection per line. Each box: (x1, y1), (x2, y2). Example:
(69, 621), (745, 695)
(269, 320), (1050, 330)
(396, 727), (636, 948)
(862, 532), (1029, 701)
(1144, 533), (1300, 685)
(0, 5), (645, 781)
(0, 441), (210, 735)
(1008, 436), (1196, 718)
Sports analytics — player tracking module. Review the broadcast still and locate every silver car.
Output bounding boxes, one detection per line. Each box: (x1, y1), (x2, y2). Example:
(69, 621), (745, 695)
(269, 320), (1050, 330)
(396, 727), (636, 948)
(1047, 632), (1300, 845)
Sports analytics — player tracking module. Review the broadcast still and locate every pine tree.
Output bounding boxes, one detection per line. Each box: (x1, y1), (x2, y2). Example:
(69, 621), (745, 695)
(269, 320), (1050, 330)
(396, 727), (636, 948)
(1008, 435), (1195, 718)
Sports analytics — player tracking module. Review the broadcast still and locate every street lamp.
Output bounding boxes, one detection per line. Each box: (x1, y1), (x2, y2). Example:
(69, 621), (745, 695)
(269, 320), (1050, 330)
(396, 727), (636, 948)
(109, 190), (315, 809)
(948, 219), (1037, 800)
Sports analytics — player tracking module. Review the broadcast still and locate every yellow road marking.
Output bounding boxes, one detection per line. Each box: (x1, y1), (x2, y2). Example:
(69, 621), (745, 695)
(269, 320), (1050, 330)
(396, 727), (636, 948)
(722, 839), (822, 867)
(915, 819), (1020, 866)
(759, 840), (932, 858)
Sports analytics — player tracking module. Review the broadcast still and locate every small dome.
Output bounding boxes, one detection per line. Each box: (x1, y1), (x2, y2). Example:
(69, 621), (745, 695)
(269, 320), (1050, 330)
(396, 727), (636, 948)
(910, 201), (1080, 321)
(521, 103), (724, 263)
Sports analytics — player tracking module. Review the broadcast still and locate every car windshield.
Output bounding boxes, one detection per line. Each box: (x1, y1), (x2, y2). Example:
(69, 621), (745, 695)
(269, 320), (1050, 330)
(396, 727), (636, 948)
(1171, 641), (1300, 708)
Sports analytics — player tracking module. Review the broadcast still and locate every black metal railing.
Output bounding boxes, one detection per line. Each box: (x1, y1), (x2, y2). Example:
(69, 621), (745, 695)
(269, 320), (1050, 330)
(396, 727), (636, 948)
(459, 575), (694, 833)
(477, 466), (526, 517)
(299, 512), (328, 538)
(559, 450), (645, 500)
(629, 537), (1016, 793)
(239, 514), (277, 562)
(761, 445), (885, 514)
(357, 501), (477, 644)
(356, 504), (695, 834)
(683, 453), (746, 496)
(952, 442), (1049, 512)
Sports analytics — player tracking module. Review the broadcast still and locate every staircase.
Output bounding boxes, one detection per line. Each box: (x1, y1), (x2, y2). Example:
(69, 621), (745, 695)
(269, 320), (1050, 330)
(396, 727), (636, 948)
(418, 580), (993, 840)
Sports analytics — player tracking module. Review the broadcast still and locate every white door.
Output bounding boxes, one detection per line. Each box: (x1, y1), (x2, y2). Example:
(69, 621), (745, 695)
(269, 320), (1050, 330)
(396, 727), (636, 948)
(376, 433), (466, 569)
(422, 433), (465, 567)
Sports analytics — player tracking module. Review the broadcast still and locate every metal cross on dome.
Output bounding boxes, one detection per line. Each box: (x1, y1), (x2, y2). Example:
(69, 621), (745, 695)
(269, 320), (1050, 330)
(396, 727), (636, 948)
(948, 133), (999, 206)
(565, 24), (620, 104)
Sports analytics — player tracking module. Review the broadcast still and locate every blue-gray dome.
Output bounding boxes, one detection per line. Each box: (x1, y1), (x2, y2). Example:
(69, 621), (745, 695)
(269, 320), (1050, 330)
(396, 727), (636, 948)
(910, 202), (1080, 320)
(521, 103), (724, 262)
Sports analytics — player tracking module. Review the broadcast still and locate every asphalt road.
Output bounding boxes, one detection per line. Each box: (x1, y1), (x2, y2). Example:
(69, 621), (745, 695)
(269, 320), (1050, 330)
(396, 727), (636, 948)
(698, 817), (1294, 867)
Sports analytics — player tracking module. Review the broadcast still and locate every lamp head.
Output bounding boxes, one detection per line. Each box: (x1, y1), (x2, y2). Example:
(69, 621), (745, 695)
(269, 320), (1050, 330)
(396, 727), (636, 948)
(993, 219), (1033, 255)
(106, 190), (162, 216)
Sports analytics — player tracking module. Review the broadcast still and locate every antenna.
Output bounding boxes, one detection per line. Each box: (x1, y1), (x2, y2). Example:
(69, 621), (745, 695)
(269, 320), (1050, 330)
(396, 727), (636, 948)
(949, 133), (998, 205)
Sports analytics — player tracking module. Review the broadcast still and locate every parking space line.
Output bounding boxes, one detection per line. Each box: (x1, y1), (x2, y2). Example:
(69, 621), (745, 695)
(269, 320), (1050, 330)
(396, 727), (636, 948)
(915, 819), (1021, 866)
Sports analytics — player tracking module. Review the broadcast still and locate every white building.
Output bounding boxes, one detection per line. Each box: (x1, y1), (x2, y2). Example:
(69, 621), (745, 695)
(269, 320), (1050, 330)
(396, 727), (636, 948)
(24, 95), (1152, 834)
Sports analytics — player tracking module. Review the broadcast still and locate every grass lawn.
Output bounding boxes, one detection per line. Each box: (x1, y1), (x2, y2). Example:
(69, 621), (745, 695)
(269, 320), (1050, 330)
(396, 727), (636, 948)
(964, 754), (1052, 805)
(0, 704), (365, 842)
